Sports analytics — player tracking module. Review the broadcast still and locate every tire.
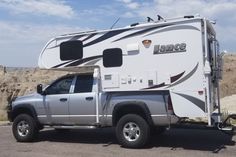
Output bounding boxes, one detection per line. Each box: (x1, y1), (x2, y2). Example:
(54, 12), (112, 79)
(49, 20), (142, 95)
(116, 114), (150, 148)
(12, 114), (38, 142)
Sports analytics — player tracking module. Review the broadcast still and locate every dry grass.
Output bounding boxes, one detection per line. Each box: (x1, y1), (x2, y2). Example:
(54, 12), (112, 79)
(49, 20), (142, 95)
(221, 94), (236, 125)
(0, 110), (6, 121)
(220, 54), (236, 98)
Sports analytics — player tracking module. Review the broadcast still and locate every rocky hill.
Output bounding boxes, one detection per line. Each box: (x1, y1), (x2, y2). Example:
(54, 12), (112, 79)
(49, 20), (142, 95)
(220, 54), (236, 97)
(0, 67), (68, 120)
(0, 54), (236, 120)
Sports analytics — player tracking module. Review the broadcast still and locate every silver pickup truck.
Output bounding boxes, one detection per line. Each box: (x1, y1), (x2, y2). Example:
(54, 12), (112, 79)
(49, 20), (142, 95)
(7, 72), (178, 148)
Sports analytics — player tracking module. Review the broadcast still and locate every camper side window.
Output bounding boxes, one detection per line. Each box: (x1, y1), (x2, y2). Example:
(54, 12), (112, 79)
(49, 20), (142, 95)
(74, 75), (93, 93)
(60, 40), (83, 61)
(103, 48), (123, 67)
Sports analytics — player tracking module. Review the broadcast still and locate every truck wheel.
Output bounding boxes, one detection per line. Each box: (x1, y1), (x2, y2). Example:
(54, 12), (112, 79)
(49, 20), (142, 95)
(12, 114), (38, 142)
(116, 114), (150, 148)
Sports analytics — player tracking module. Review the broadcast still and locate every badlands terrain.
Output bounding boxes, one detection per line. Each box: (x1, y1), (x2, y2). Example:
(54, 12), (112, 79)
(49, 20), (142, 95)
(0, 54), (236, 121)
(0, 67), (68, 120)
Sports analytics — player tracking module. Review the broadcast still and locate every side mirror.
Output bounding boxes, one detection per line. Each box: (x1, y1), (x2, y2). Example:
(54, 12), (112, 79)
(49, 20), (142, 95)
(37, 84), (43, 95)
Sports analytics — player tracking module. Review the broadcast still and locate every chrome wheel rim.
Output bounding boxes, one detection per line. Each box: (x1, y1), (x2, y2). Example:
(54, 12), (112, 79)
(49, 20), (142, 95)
(17, 120), (30, 137)
(123, 122), (140, 142)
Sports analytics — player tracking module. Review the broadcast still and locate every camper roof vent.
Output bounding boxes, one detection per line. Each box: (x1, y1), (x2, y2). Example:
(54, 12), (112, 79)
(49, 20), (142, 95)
(184, 15), (194, 19)
(130, 23), (139, 27)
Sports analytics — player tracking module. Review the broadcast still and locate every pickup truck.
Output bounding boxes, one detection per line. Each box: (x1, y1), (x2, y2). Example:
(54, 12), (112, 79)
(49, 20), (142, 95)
(7, 72), (179, 148)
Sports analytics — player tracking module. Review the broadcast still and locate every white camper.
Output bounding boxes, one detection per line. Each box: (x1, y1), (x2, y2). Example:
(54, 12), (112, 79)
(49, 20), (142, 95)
(39, 16), (223, 125)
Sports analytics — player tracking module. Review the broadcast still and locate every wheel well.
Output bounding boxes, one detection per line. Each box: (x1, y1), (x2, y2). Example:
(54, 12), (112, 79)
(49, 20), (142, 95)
(12, 107), (35, 121)
(112, 103), (153, 126)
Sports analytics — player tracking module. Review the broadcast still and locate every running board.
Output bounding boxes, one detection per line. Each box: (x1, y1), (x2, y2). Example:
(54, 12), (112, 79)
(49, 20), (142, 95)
(51, 125), (98, 129)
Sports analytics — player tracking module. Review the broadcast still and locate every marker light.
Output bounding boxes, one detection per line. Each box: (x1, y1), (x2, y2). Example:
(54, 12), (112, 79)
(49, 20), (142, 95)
(198, 90), (204, 95)
(142, 40), (152, 48)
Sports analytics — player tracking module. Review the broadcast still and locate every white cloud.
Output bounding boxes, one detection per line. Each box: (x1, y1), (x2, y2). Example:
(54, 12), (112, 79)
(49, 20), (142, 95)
(117, 0), (236, 51)
(1, 0), (236, 67)
(0, 0), (75, 19)
(0, 21), (88, 67)
(122, 12), (135, 18)
(136, 0), (236, 22)
(127, 2), (140, 9)
(0, 21), (86, 44)
(120, 0), (132, 4)
(118, 0), (140, 9)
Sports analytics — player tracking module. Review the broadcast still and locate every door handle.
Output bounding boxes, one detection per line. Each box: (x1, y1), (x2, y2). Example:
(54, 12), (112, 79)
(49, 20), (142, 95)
(85, 97), (93, 101)
(59, 98), (68, 102)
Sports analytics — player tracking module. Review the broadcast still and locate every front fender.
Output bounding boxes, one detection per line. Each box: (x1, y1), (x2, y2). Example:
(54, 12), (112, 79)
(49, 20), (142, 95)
(12, 104), (38, 122)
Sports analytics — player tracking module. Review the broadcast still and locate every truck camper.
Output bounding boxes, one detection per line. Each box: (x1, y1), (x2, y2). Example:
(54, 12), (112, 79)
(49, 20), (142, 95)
(7, 15), (235, 148)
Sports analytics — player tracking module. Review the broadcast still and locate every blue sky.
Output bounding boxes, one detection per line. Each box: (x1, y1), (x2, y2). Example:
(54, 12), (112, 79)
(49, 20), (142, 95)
(0, 0), (236, 67)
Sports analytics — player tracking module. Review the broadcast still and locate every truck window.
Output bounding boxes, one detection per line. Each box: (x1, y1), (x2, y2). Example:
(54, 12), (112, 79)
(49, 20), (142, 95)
(46, 76), (74, 95)
(74, 75), (93, 93)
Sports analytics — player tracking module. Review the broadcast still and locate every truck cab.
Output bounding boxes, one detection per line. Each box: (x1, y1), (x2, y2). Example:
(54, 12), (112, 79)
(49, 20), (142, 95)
(36, 73), (97, 125)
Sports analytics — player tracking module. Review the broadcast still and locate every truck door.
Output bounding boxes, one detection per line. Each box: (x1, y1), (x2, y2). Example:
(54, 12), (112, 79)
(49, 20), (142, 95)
(43, 76), (74, 124)
(69, 74), (97, 125)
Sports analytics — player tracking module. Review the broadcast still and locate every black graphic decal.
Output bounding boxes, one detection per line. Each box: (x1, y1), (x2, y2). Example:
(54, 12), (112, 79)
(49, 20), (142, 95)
(174, 93), (205, 112)
(170, 71), (185, 83)
(52, 60), (74, 68)
(144, 82), (166, 89)
(65, 55), (103, 67)
(83, 28), (132, 47)
(82, 33), (97, 42)
(168, 63), (199, 88)
(113, 24), (171, 42)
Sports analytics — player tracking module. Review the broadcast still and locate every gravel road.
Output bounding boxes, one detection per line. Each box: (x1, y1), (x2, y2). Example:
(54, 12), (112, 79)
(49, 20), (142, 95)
(0, 125), (235, 157)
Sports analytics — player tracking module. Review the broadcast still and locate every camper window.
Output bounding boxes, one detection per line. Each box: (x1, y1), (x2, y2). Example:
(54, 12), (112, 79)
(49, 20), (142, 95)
(103, 48), (123, 67)
(60, 40), (83, 61)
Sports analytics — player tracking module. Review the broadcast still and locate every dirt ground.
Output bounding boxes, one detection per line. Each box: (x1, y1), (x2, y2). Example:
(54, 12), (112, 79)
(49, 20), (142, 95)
(0, 125), (235, 157)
